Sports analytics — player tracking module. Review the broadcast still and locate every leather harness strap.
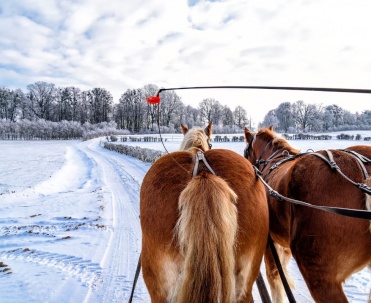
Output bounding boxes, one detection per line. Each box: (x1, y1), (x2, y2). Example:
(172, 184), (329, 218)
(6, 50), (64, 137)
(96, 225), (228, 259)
(254, 165), (371, 220)
(309, 150), (371, 196)
(192, 151), (216, 177)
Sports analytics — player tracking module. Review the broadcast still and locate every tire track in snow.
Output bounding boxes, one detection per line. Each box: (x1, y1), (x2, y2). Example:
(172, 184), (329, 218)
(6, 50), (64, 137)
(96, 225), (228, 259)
(78, 140), (150, 303)
(0, 248), (102, 286)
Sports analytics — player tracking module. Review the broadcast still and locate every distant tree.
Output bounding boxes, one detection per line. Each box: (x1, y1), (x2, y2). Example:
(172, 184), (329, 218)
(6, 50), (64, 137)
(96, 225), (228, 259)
(360, 110), (371, 126)
(275, 102), (294, 132)
(117, 89), (145, 132)
(87, 88), (113, 123)
(260, 109), (279, 129)
(221, 105), (234, 126)
(55, 87), (72, 121)
(292, 100), (318, 131)
(326, 104), (343, 127)
(26, 81), (56, 120)
(181, 105), (200, 129)
(342, 110), (357, 128)
(198, 98), (222, 124)
(322, 106), (334, 130)
(142, 84), (160, 131)
(0, 87), (11, 120)
(70, 87), (81, 122)
(0, 88), (23, 122)
(79, 91), (90, 124)
(160, 90), (183, 127)
(233, 105), (248, 128)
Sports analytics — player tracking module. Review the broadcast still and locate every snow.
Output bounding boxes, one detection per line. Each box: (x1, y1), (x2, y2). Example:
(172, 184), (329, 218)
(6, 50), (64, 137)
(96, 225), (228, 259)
(0, 135), (370, 302)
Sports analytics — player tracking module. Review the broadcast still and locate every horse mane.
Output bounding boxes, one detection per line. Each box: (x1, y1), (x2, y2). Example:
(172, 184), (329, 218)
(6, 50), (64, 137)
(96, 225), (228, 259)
(179, 128), (209, 151)
(259, 128), (300, 154)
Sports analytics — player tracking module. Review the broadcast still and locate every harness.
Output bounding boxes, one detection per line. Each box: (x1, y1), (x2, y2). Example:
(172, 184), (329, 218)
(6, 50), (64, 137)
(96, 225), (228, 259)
(192, 151), (215, 177)
(245, 135), (371, 220)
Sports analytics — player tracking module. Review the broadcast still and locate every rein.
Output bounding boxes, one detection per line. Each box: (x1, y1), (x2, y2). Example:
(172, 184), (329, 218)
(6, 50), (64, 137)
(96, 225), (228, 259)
(250, 149), (371, 220)
(128, 254), (142, 303)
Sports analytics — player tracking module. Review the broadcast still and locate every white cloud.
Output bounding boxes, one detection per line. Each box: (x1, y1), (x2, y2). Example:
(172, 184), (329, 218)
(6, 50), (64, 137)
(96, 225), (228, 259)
(1, 0), (371, 123)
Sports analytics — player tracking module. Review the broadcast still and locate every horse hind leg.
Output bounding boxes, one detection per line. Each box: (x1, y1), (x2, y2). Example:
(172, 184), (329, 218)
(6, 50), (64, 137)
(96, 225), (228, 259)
(301, 274), (348, 303)
(264, 242), (295, 303)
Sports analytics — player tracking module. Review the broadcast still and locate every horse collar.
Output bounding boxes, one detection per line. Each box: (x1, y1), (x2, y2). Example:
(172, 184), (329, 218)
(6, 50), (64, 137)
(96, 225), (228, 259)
(192, 151), (216, 177)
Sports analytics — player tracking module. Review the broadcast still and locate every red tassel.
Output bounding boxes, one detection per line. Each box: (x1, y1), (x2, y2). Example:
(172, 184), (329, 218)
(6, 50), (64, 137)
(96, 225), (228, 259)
(146, 96), (160, 104)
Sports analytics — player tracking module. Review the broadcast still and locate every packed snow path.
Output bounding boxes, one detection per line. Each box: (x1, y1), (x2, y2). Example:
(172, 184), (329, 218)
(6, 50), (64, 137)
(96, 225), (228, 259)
(0, 139), (151, 303)
(79, 139), (151, 302)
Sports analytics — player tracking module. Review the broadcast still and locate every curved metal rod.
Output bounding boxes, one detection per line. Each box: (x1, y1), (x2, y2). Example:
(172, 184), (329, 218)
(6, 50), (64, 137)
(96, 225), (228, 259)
(156, 85), (371, 96)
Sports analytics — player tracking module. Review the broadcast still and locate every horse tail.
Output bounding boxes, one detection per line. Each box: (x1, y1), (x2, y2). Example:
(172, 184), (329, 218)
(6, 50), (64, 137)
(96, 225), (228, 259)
(173, 173), (238, 303)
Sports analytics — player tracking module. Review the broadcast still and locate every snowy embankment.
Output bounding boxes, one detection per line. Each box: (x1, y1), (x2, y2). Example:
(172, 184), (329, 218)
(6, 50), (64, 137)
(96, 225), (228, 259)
(0, 135), (370, 302)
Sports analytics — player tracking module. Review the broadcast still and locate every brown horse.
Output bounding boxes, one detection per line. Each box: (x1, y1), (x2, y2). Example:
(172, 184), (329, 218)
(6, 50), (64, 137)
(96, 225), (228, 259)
(140, 123), (269, 303)
(244, 126), (371, 303)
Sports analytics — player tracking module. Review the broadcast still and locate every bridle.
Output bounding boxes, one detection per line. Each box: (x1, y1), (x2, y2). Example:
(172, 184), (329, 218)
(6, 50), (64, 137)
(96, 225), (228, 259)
(244, 133), (282, 171)
(243, 133), (255, 159)
(207, 138), (212, 150)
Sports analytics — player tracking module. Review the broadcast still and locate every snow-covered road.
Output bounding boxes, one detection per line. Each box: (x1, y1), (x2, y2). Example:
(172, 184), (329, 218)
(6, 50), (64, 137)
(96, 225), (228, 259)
(0, 139), (150, 303)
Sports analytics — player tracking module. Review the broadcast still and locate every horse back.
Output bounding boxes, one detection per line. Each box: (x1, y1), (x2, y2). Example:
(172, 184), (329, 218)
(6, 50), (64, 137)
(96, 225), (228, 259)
(140, 149), (268, 246)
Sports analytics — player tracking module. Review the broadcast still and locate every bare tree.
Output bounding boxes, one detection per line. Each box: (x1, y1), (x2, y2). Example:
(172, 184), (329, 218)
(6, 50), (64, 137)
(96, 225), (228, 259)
(87, 88), (113, 123)
(160, 90), (183, 127)
(27, 81), (56, 120)
(117, 89), (145, 132)
(233, 105), (248, 128)
(198, 98), (222, 124)
(142, 84), (159, 131)
(0, 87), (22, 121)
(0, 87), (10, 120)
(292, 100), (318, 131)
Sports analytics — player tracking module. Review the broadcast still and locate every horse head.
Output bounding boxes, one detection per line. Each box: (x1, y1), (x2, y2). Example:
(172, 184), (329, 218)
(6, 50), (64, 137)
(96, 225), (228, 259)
(243, 125), (275, 164)
(179, 122), (212, 151)
(244, 126), (298, 169)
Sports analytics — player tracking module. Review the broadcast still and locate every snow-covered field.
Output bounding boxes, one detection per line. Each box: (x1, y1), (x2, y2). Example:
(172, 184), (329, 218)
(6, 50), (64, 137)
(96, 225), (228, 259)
(0, 133), (370, 302)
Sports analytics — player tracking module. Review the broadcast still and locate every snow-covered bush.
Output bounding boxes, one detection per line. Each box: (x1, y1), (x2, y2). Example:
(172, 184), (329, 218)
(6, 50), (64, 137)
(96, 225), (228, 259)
(104, 143), (164, 164)
(0, 119), (84, 140)
(82, 122), (130, 140)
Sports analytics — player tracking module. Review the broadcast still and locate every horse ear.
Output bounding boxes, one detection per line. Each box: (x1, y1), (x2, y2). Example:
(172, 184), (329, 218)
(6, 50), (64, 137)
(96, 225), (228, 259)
(204, 122), (212, 138)
(181, 124), (188, 135)
(268, 125), (274, 131)
(244, 127), (251, 141)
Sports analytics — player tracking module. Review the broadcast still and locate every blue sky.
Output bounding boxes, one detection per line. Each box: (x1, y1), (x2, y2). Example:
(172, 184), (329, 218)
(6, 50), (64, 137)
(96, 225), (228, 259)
(1, 0), (371, 124)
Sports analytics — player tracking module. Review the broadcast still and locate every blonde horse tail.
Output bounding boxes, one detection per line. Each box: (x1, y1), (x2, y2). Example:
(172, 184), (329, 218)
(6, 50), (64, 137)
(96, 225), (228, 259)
(173, 174), (238, 303)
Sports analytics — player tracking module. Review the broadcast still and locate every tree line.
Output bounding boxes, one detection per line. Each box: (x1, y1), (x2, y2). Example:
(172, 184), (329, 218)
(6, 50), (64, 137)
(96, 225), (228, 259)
(0, 82), (250, 134)
(261, 101), (371, 133)
(1, 82), (371, 137)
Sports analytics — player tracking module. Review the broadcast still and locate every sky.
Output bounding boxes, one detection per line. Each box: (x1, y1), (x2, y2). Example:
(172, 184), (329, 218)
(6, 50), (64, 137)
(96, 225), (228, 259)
(1, 0), (371, 125)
